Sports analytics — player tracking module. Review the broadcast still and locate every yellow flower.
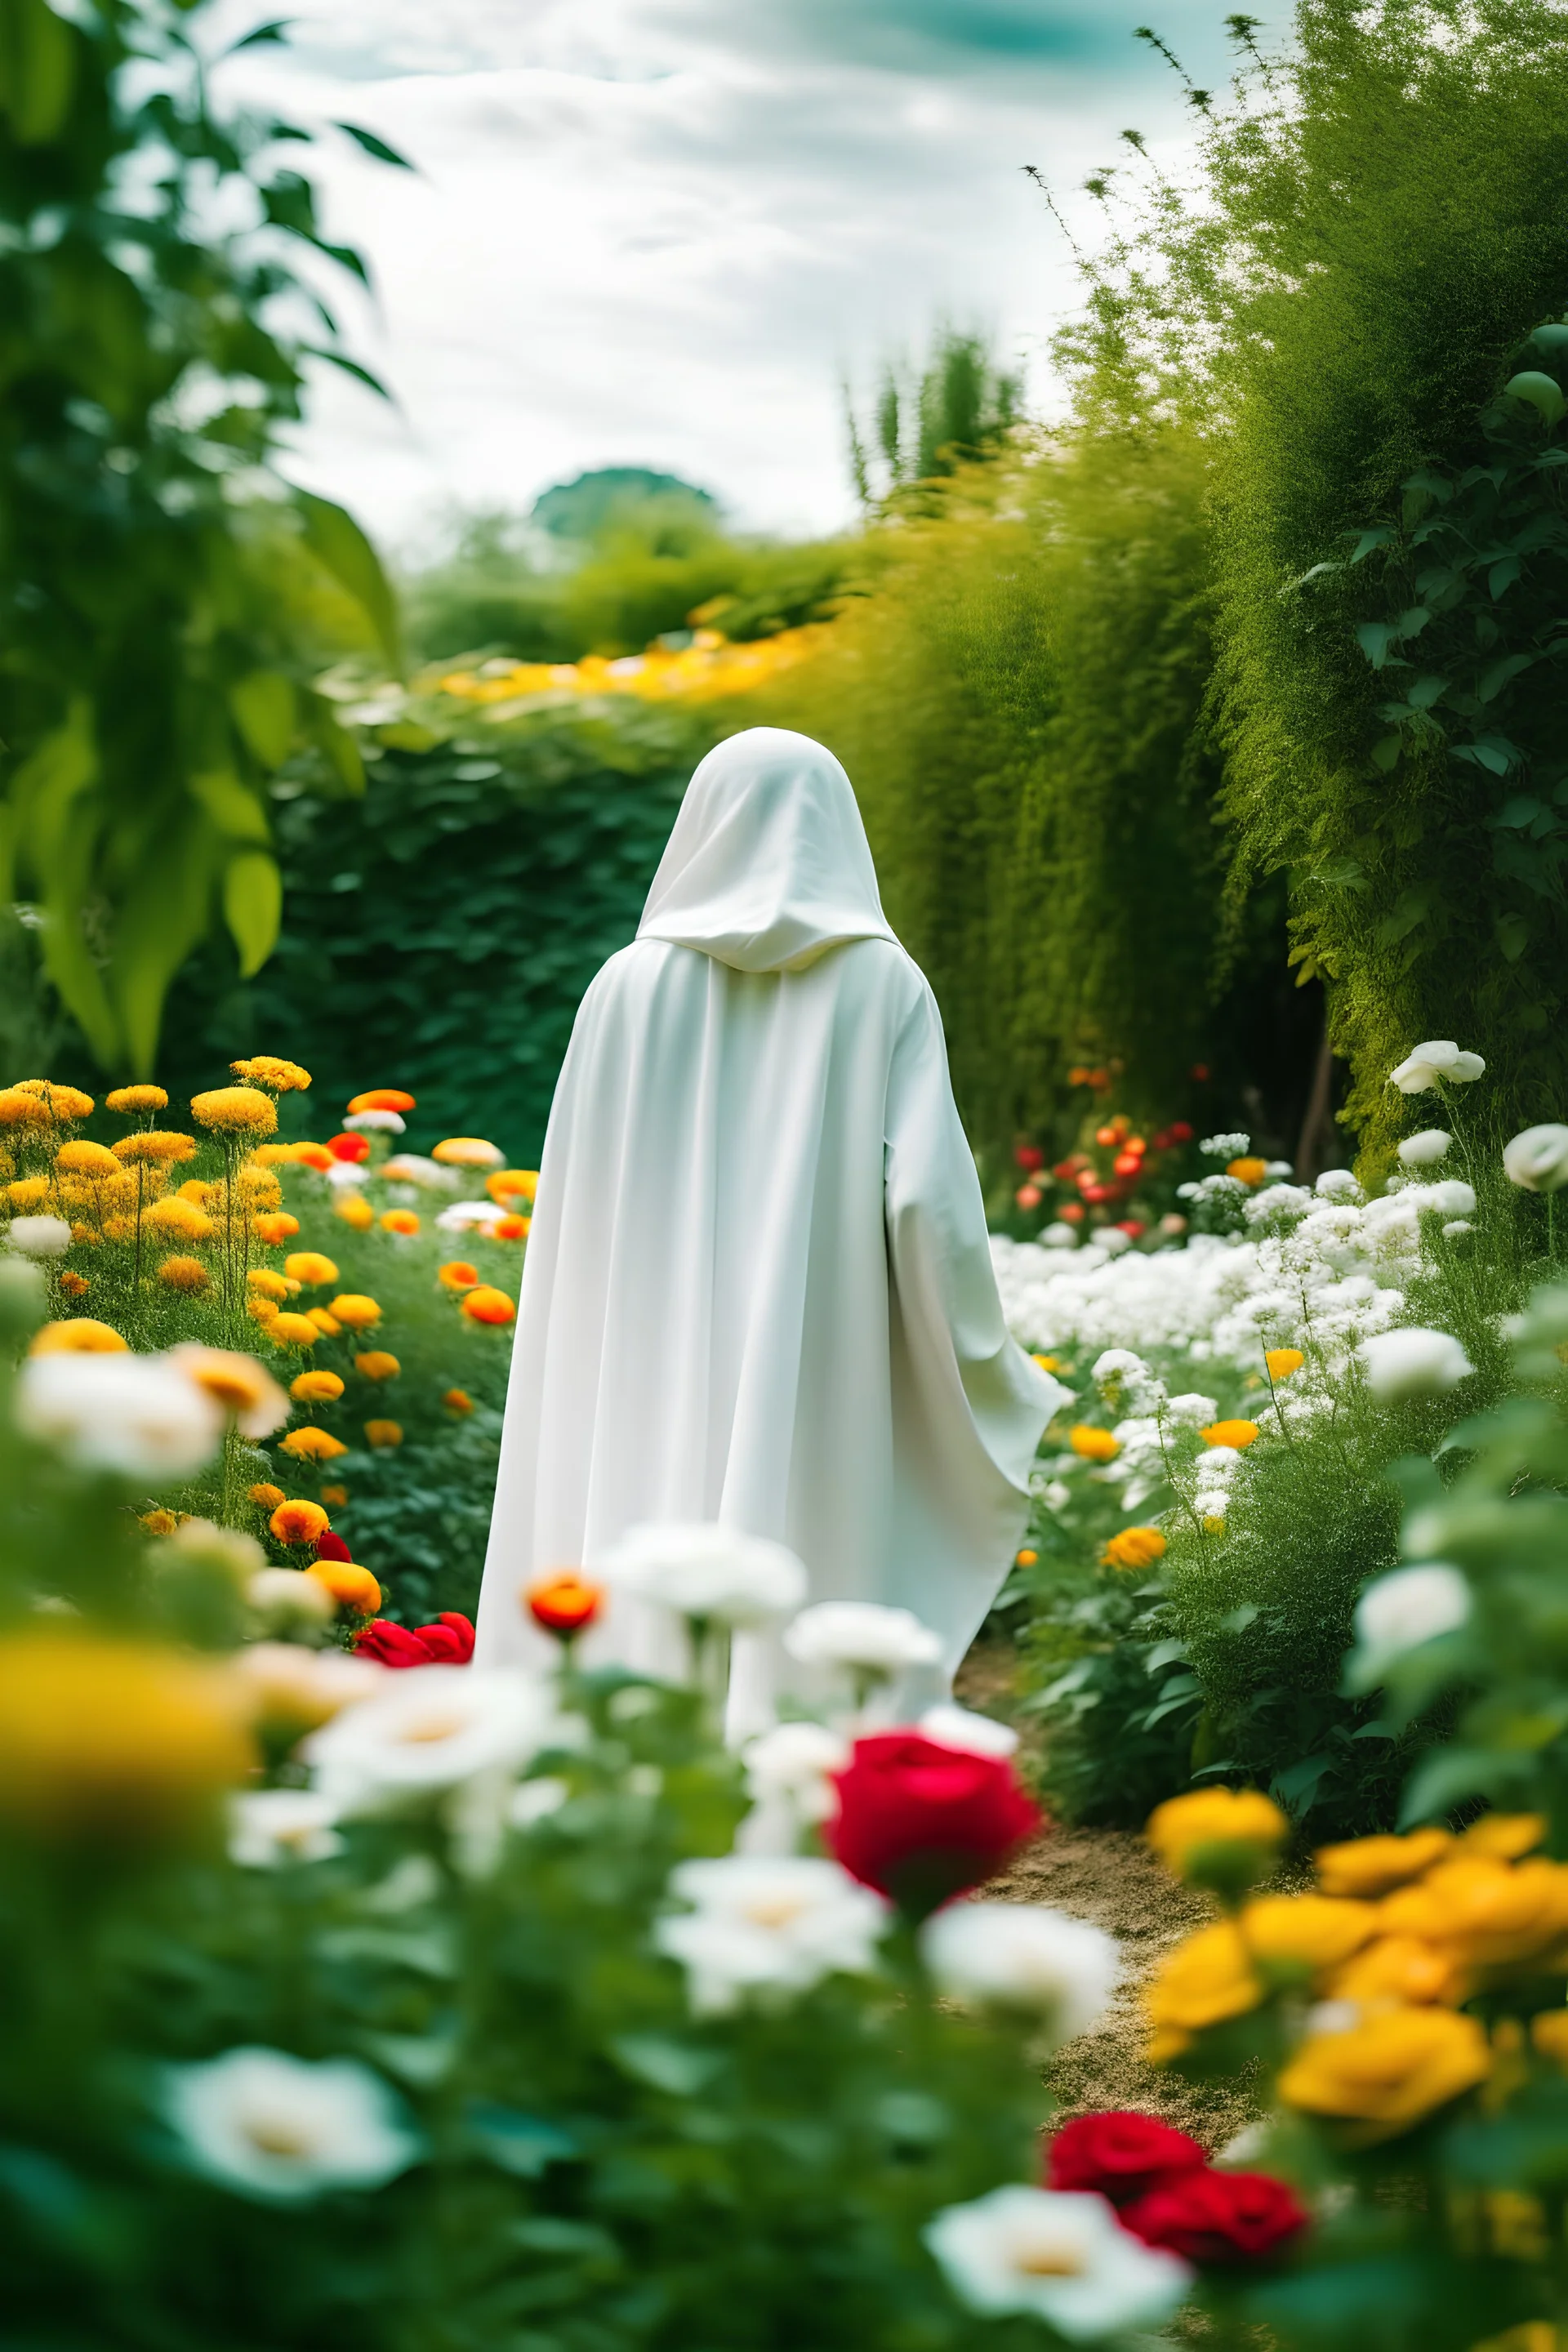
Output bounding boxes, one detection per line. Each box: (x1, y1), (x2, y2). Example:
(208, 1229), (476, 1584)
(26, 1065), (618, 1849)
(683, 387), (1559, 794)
(168, 1345), (288, 1439)
(252, 1212), (301, 1245)
(380, 1209), (420, 1236)
(354, 1350), (401, 1382)
(487, 1168), (540, 1205)
(320, 1482), (349, 1508)
(1227, 1156), (1269, 1186)
(106, 1085), (168, 1114)
(248, 1268), (290, 1301)
(8, 1176), (53, 1209)
(229, 1056), (311, 1094)
(1102, 1526), (1167, 1571)
(190, 1085), (278, 1137)
(1146, 1787), (1288, 1883)
(235, 1165), (282, 1210)
(432, 1136), (505, 1168)
(269, 1498), (331, 1547)
(1531, 2011), (1568, 2068)
(0, 1086), (52, 1128)
(1277, 2007), (1491, 2141)
(308, 1309), (341, 1337)
(157, 1255), (210, 1294)
(443, 1387), (474, 1414)
(290, 1370), (345, 1405)
(336, 1192), (375, 1232)
(1459, 1813), (1547, 1860)
(1143, 1921), (1261, 2058)
(1382, 1856), (1568, 1970)
(0, 1629), (253, 1844)
(1240, 1892), (1379, 1971)
(268, 1313), (321, 1347)
(1314, 1828), (1453, 1899)
(284, 1250), (340, 1289)
(30, 1318), (129, 1356)
(247, 1296), (280, 1326)
(1326, 1934), (1469, 2010)
(140, 1196), (212, 1242)
(1031, 1351), (1063, 1373)
(329, 1294), (382, 1330)
(59, 1269), (90, 1298)
(1265, 1348), (1305, 1379)
(140, 1508), (180, 1535)
(1200, 1419), (1260, 1449)
(281, 1427), (349, 1463)
(55, 1139), (121, 1178)
(248, 1482), (286, 1512)
(1069, 1424), (1120, 1462)
(112, 1129), (198, 1169)
(306, 1558), (381, 1615)
(176, 1178), (212, 1205)
(11, 1080), (93, 1121)
(364, 1419), (403, 1449)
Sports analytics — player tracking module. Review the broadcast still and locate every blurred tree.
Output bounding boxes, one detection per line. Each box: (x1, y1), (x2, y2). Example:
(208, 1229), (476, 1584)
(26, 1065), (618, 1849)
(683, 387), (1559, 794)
(0, 0), (401, 1075)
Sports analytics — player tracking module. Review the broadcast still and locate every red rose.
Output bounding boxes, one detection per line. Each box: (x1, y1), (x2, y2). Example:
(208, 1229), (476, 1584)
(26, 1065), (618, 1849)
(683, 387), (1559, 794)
(315, 1531), (353, 1563)
(1120, 2167), (1309, 2265)
(354, 1619), (434, 1668)
(1047, 2111), (1207, 2205)
(826, 1731), (1040, 1917)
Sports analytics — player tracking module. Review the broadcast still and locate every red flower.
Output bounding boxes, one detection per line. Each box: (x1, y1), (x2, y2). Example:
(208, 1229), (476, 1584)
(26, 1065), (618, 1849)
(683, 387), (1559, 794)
(1013, 1145), (1045, 1173)
(354, 1612), (476, 1668)
(826, 1731), (1040, 1918)
(327, 1132), (372, 1164)
(1046, 2111), (1207, 2206)
(1170, 1120), (1194, 1143)
(527, 1573), (603, 1638)
(1120, 2167), (1309, 2266)
(315, 1530), (354, 1563)
(419, 1612), (476, 1664)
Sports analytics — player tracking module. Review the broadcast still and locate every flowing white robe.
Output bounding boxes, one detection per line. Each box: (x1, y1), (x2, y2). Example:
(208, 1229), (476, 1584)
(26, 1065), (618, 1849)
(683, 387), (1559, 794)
(474, 728), (1066, 1724)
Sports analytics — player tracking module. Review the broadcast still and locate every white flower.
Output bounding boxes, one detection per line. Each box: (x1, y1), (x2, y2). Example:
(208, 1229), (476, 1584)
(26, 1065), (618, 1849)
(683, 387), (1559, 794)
(1355, 1563), (1471, 1656)
(924, 2185), (1191, 2336)
(229, 1790), (344, 1868)
(17, 1352), (222, 1477)
(1041, 1222), (1079, 1250)
(1200, 1132), (1250, 1159)
(1398, 1129), (1451, 1166)
(164, 1517), (266, 1587)
(1314, 1169), (1362, 1200)
(164, 2047), (418, 2202)
(654, 1855), (889, 2013)
(324, 1160), (368, 1189)
(920, 1901), (1120, 2035)
(234, 1640), (382, 1721)
(381, 1153), (461, 1189)
(303, 1667), (561, 1815)
(342, 1108), (405, 1134)
(599, 1522), (807, 1627)
(1095, 1227), (1132, 1257)
(1360, 1325), (1473, 1401)
(508, 1775), (570, 1829)
(1444, 1219), (1473, 1239)
(166, 1343), (290, 1440)
(1245, 1183), (1312, 1224)
(783, 1601), (942, 1677)
(434, 1196), (510, 1232)
(743, 1720), (850, 1822)
(7, 1213), (73, 1257)
(246, 1568), (336, 1633)
(919, 1702), (1020, 1758)
(1389, 1040), (1486, 1093)
(1193, 1490), (1230, 1520)
(1419, 1179), (1477, 1218)
(1165, 1392), (1218, 1426)
(1503, 1125), (1568, 1194)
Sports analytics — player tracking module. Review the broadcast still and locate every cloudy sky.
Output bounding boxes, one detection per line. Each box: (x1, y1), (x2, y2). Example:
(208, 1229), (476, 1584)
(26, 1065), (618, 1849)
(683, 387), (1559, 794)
(216, 0), (1238, 552)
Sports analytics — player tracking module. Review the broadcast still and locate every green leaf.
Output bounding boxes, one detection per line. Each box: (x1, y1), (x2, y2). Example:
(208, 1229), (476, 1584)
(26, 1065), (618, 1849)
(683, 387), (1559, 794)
(1356, 621), (1398, 668)
(1478, 651), (1535, 701)
(335, 121), (415, 169)
(1504, 369), (1568, 425)
(225, 17), (292, 51)
(303, 347), (391, 399)
(229, 671), (297, 768)
(609, 2035), (725, 2096)
(222, 849), (283, 977)
(298, 492), (403, 671)
(1497, 910), (1530, 962)
(110, 812), (225, 1077)
(188, 768), (271, 844)
(0, 0), (76, 145)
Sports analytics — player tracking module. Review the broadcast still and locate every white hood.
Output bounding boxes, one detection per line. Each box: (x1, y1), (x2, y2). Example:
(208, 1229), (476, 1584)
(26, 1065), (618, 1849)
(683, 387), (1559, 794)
(636, 726), (898, 973)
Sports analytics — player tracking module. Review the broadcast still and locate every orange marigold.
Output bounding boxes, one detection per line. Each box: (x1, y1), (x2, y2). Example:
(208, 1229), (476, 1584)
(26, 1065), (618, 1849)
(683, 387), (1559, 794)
(328, 1294), (382, 1330)
(281, 1427), (349, 1463)
(493, 1214), (530, 1241)
(348, 1089), (416, 1113)
(306, 1559), (381, 1614)
(230, 1056), (311, 1094)
(307, 1308), (341, 1337)
(248, 1482), (286, 1512)
(268, 1313), (320, 1347)
(269, 1499), (330, 1547)
(59, 1269), (91, 1298)
(105, 1085), (167, 1115)
(247, 1268), (290, 1301)
(190, 1085), (277, 1137)
(462, 1285), (516, 1327)
(438, 1260), (480, 1292)
(253, 1212), (300, 1245)
(335, 1192), (375, 1232)
(364, 1419), (403, 1449)
(12, 1081), (93, 1121)
(433, 1137), (504, 1168)
(292, 1143), (336, 1171)
(354, 1351), (401, 1381)
(158, 1255), (210, 1294)
(0, 1087), (52, 1128)
(1102, 1526), (1168, 1571)
(380, 1209), (420, 1236)
(443, 1388), (474, 1414)
(320, 1482), (349, 1508)
(290, 1370), (345, 1404)
(56, 1139), (120, 1178)
(487, 1169), (540, 1205)
(1070, 1425), (1121, 1463)
(283, 1250), (339, 1288)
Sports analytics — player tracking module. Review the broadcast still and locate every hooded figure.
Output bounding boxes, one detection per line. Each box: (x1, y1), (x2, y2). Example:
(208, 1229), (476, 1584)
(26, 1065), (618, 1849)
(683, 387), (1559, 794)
(474, 727), (1066, 1723)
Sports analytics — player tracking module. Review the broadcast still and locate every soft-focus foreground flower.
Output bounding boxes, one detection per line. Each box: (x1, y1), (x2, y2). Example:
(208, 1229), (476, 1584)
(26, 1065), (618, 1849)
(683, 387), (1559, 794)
(168, 1343), (289, 1437)
(1046, 2111), (1205, 2203)
(191, 1085), (277, 1136)
(0, 1630), (252, 1842)
(234, 1641), (380, 1740)
(1360, 1325), (1473, 1401)
(19, 1352), (222, 1475)
(30, 1316), (128, 1354)
(1313, 1826), (1453, 1899)
(655, 1854), (889, 2014)
(742, 1720), (850, 1824)
(1276, 2006), (1491, 2140)
(461, 1284), (515, 1325)
(164, 2047), (418, 2202)
(229, 1789), (345, 1867)
(1503, 1124), (1568, 1193)
(925, 2185), (1191, 2337)
(303, 1666), (562, 1814)
(1143, 1922), (1260, 2060)
(1121, 2167), (1309, 2266)
(1101, 1526), (1166, 1571)
(1388, 1040), (1486, 1093)
(7, 1213), (73, 1257)
(526, 1571), (604, 1637)
(1353, 1562), (1471, 1659)
(600, 1522), (807, 1627)
(784, 1600), (942, 1681)
(1146, 1788), (1287, 1888)
(827, 1731), (1039, 1915)
(920, 1900), (1119, 2035)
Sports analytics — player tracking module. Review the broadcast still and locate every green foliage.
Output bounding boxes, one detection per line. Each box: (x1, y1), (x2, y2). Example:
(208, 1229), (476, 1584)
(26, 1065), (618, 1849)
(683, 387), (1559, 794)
(0, 0), (399, 1076)
(846, 327), (1022, 507)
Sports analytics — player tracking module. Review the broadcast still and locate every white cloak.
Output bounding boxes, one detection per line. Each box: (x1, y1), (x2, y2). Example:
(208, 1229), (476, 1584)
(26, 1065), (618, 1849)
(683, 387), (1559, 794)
(474, 727), (1066, 1722)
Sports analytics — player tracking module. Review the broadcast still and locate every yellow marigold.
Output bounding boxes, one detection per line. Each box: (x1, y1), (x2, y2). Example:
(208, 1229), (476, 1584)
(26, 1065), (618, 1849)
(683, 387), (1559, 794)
(1327, 1934), (1469, 2010)
(12, 1081), (93, 1121)
(1102, 1526), (1167, 1571)
(177, 1178), (213, 1205)
(349, 1089), (416, 1113)
(438, 1259), (480, 1292)
(1147, 1787), (1288, 1884)
(1276, 2007), (1490, 2141)
(8, 1175), (53, 1209)
(308, 1308), (341, 1337)
(487, 1168), (540, 1205)
(364, 1419), (403, 1449)
(443, 1387), (474, 1414)
(59, 1269), (90, 1298)
(55, 1139), (120, 1178)
(320, 1483), (349, 1508)
(1071, 1424), (1121, 1463)
(1240, 1892), (1379, 1973)
(329, 1294), (382, 1330)
(235, 1166), (282, 1209)
(113, 1129), (198, 1169)
(268, 1312), (321, 1347)
(281, 1427), (349, 1463)
(0, 1087), (51, 1128)
(248, 1482), (286, 1512)
(0, 1629), (253, 1844)
(30, 1318), (129, 1356)
(336, 1191), (375, 1232)
(290, 1370), (345, 1405)
(106, 1085), (168, 1114)
(158, 1255), (210, 1294)
(190, 1085), (278, 1137)
(247, 1296), (280, 1326)
(1143, 1921), (1261, 2060)
(306, 1558), (381, 1615)
(1382, 1856), (1568, 1970)
(230, 1056), (311, 1094)
(1460, 1813), (1547, 1860)
(1532, 2011), (1568, 2069)
(284, 1250), (340, 1289)
(354, 1350), (401, 1382)
(140, 1508), (180, 1536)
(248, 1268), (290, 1301)
(1227, 1156), (1270, 1187)
(493, 1214), (531, 1241)
(1314, 1828), (1453, 1900)
(461, 1285), (515, 1327)
(1201, 1419), (1260, 1450)
(380, 1209), (420, 1236)
(250, 1143), (297, 1166)
(269, 1498), (330, 1547)
(432, 1136), (505, 1168)
(252, 1212), (300, 1245)
(140, 1196), (212, 1242)
(1265, 1348), (1306, 1379)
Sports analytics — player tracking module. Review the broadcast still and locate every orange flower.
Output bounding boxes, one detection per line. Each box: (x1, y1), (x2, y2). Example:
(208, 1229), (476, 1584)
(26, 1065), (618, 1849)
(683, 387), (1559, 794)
(190, 1085), (277, 1137)
(433, 1137), (504, 1168)
(290, 1370), (345, 1405)
(307, 1307), (341, 1337)
(58, 1269), (91, 1298)
(438, 1260), (480, 1292)
(250, 1144), (296, 1167)
(1200, 1419), (1260, 1450)
(56, 1139), (121, 1178)
(292, 1143), (336, 1172)
(487, 1169), (540, 1205)
(1102, 1526), (1167, 1571)
(8, 1176), (51, 1209)
(11, 1081), (93, 1121)
(283, 1250), (339, 1288)
(354, 1351), (401, 1382)
(158, 1255), (210, 1294)
(1015, 1547), (1038, 1567)
(493, 1214), (531, 1241)
(335, 1192), (375, 1232)
(305, 1559), (381, 1614)
(0, 1087), (52, 1128)
(348, 1089), (416, 1113)
(140, 1508), (180, 1536)
(253, 1213), (301, 1245)
(325, 1294), (380, 1332)
(1070, 1424), (1120, 1462)
(176, 1178), (211, 1205)
(527, 1570), (603, 1637)
(1315, 1829), (1453, 1900)
(248, 1482), (286, 1512)
(281, 1428), (349, 1463)
(1460, 1814), (1546, 1860)
(1227, 1156), (1269, 1187)
(462, 1285), (516, 1327)
(1266, 1348), (1306, 1379)
(320, 1482), (349, 1508)
(248, 1268), (290, 1302)
(443, 1388), (474, 1414)
(380, 1209), (420, 1236)
(267, 1312), (320, 1346)
(269, 1499), (331, 1547)
(106, 1085), (168, 1115)
(247, 1296), (281, 1326)
(30, 1319), (129, 1356)
(364, 1419), (403, 1449)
